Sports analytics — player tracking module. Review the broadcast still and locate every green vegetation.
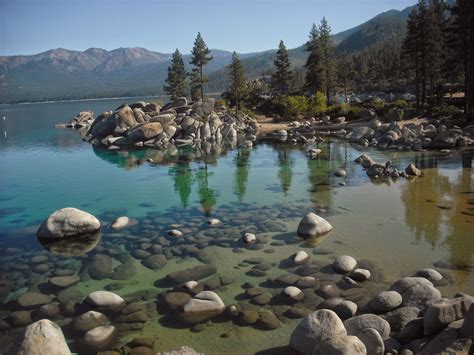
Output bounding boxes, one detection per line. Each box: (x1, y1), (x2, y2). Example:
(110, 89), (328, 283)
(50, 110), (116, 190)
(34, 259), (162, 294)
(164, 49), (187, 100)
(227, 52), (248, 109)
(271, 41), (292, 96)
(190, 32), (213, 100)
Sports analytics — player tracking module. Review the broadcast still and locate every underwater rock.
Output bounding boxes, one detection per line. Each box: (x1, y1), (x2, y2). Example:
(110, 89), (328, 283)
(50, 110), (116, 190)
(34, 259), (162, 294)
(17, 292), (52, 308)
(333, 255), (357, 274)
(166, 264), (217, 284)
(72, 310), (107, 333)
(86, 291), (126, 312)
(83, 325), (117, 352)
(180, 291), (225, 324)
(49, 275), (80, 288)
(38, 232), (100, 256)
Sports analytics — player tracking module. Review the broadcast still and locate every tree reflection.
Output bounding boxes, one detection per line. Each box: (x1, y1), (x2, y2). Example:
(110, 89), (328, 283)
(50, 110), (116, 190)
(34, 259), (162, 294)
(277, 148), (294, 196)
(195, 164), (218, 216)
(234, 148), (251, 202)
(401, 152), (474, 271)
(170, 162), (193, 208)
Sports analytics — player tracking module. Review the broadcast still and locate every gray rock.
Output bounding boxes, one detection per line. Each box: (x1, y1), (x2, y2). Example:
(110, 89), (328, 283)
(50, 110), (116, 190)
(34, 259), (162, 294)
(49, 275), (80, 288)
(181, 291), (225, 324)
(127, 122), (163, 142)
(344, 314), (391, 340)
(389, 277), (441, 309)
(405, 164), (421, 177)
(37, 207), (100, 239)
(17, 292), (52, 308)
(9, 319), (71, 355)
(83, 325), (116, 351)
(350, 268), (371, 282)
(86, 291), (125, 311)
(157, 346), (200, 355)
(369, 291), (403, 313)
(297, 213), (333, 237)
(460, 303), (474, 337)
(382, 307), (421, 332)
(415, 268), (443, 282)
(312, 335), (366, 355)
(166, 264), (217, 284)
(289, 309), (347, 354)
(357, 327), (384, 355)
(72, 311), (107, 333)
(423, 296), (473, 335)
(419, 327), (472, 355)
(333, 255), (357, 273)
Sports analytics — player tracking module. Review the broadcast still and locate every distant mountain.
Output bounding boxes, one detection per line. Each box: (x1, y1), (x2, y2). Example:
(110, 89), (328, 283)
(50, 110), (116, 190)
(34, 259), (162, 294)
(0, 1), (448, 104)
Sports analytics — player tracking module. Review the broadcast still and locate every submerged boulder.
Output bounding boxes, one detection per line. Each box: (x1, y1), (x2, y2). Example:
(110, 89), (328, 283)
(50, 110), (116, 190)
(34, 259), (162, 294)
(37, 207), (100, 239)
(297, 213), (333, 237)
(181, 291), (225, 324)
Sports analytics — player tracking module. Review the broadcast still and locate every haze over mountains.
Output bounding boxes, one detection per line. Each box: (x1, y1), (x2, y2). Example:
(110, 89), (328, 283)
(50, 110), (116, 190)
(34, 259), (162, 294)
(0, 3), (418, 103)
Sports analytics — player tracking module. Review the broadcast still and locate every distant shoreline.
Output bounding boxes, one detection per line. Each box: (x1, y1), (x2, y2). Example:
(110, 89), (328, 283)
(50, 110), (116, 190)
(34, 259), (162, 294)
(0, 93), (222, 106)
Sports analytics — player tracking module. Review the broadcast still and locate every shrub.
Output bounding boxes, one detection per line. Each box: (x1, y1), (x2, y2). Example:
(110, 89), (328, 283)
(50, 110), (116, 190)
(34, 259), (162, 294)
(431, 105), (460, 118)
(215, 98), (227, 108)
(285, 95), (310, 118)
(392, 99), (409, 108)
(308, 91), (328, 116)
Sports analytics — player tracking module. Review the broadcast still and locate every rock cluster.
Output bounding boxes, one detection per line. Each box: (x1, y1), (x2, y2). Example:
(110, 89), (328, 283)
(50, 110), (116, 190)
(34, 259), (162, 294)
(59, 97), (259, 149)
(274, 114), (474, 151)
(355, 154), (422, 180)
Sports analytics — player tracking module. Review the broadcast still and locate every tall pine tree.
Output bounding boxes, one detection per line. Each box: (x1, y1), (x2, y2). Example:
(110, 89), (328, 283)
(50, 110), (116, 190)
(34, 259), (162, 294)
(304, 23), (321, 95)
(163, 49), (187, 100)
(190, 32), (213, 100)
(189, 68), (201, 102)
(318, 17), (336, 102)
(271, 40), (292, 95)
(227, 52), (247, 109)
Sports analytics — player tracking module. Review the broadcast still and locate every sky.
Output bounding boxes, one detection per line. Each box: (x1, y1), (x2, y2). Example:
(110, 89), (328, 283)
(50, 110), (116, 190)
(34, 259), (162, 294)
(0, 0), (416, 56)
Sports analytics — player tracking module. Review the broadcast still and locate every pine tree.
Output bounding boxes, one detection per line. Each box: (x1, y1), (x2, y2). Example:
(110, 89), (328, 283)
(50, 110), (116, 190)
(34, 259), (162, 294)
(163, 49), (187, 100)
(337, 53), (355, 102)
(190, 32), (213, 100)
(271, 40), (292, 95)
(304, 23), (322, 94)
(318, 17), (336, 102)
(189, 68), (201, 102)
(227, 52), (247, 109)
(449, 0), (474, 120)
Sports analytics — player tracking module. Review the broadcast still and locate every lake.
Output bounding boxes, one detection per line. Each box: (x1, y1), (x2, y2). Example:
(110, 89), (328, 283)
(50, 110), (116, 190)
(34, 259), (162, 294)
(0, 98), (473, 354)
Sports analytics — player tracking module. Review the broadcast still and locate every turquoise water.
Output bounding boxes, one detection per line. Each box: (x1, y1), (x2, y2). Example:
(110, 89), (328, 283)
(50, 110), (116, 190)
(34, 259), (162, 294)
(0, 99), (473, 354)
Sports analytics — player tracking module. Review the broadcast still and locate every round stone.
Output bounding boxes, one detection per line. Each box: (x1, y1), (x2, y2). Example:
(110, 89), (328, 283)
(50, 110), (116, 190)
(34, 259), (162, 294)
(333, 255), (357, 273)
(86, 291), (125, 311)
(369, 291), (403, 313)
(351, 268), (371, 281)
(83, 325), (116, 351)
(243, 233), (256, 244)
(294, 251), (309, 265)
(415, 268), (443, 282)
(72, 311), (107, 333)
(18, 292), (52, 308)
(284, 286), (304, 301)
(49, 275), (80, 288)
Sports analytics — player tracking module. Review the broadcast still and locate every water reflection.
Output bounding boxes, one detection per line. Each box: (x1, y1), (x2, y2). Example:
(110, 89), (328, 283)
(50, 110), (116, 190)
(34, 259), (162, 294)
(234, 148), (251, 202)
(401, 149), (474, 269)
(277, 147), (294, 195)
(38, 232), (101, 256)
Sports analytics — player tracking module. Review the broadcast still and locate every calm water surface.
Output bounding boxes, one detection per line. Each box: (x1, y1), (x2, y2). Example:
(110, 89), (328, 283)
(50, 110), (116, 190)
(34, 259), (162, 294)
(0, 99), (473, 354)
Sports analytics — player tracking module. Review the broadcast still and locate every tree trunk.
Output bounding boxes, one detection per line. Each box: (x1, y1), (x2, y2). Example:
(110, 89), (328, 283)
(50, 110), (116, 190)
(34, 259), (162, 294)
(468, 12), (474, 121)
(200, 65), (204, 100)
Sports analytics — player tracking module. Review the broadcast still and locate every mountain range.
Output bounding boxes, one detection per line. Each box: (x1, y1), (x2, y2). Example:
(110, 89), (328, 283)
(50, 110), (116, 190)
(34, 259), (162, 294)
(0, 2), (423, 104)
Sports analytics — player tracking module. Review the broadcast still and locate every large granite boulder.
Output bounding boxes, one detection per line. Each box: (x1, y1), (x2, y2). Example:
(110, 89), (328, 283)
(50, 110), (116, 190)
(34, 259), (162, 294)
(389, 277), (441, 309)
(297, 213), (333, 237)
(37, 207), (100, 239)
(127, 122), (163, 142)
(9, 319), (71, 355)
(180, 291), (225, 324)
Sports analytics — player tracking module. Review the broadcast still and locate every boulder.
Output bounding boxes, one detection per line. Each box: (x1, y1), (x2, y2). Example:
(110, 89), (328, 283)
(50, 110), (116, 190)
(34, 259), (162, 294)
(289, 309), (346, 354)
(49, 276), (80, 288)
(297, 213), (333, 237)
(369, 291), (403, 313)
(294, 251), (309, 264)
(166, 264), (217, 284)
(344, 314), (391, 340)
(389, 277), (441, 309)
(415, 268), (443, 282)
(110, 216), (130, 229)
(83, 325), (117, 351)
(72, 311), (107, 333)
(405, 164), (421, 177)
(181, 291), (225, 324)
(127, 122), (163, 142)
(357, 328), (384, 355)
(86, 291), (126, 311)
(423, 295), (474, 335)
(37, 207), (100, 239)
(9, 319), (71, 355)
(382, 307), (421, 332)
(284, 286), (304, 302)
(432, 129), (462, 149)
(17, 292), (52, 308)
(333, 255), (357, 273)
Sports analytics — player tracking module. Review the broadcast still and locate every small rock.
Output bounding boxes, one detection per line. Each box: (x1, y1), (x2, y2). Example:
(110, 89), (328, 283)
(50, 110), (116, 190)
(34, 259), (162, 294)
(297, 213), (333, 237)
(110, 216), (130, 229)
(284, 286), (304, 301)
(72, 311), (107, 333)
(243, 233), (256, 244)
(350, 268), (371, 281)
(83, 325), (117, 351)
(405, 164), (421, 177)
(294, 251), (309, 265)
(86, 291), (126, 311)
(369, 291), (403, 313)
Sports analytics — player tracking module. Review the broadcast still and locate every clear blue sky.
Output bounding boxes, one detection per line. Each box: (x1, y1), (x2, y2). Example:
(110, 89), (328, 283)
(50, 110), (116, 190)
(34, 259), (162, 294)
(0, 0), (416, 56)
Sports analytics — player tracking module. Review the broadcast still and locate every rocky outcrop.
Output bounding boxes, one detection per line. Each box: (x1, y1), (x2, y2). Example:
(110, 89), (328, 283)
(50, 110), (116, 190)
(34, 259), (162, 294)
(61, 97), (259, 150)
(36, 207), (100, 239)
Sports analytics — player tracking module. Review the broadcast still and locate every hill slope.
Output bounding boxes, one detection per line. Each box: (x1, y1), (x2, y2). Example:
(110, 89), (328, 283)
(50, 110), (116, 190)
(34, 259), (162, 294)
(0, 2), (429, 103)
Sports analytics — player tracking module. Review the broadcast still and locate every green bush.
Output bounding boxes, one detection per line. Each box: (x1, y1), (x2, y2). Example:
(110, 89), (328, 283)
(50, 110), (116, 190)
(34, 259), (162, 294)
(345, 105), (364, 121)
(392, 99), (409, 108)
(285, 95), (310, 118)
(308, 91), (328, 116)
(431, 105), (459, 118)
(215, 98), (227, 108)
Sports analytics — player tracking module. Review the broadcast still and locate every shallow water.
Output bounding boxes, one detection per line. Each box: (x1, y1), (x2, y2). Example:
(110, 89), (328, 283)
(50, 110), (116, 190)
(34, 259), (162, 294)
(0, 99), (473, 354)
